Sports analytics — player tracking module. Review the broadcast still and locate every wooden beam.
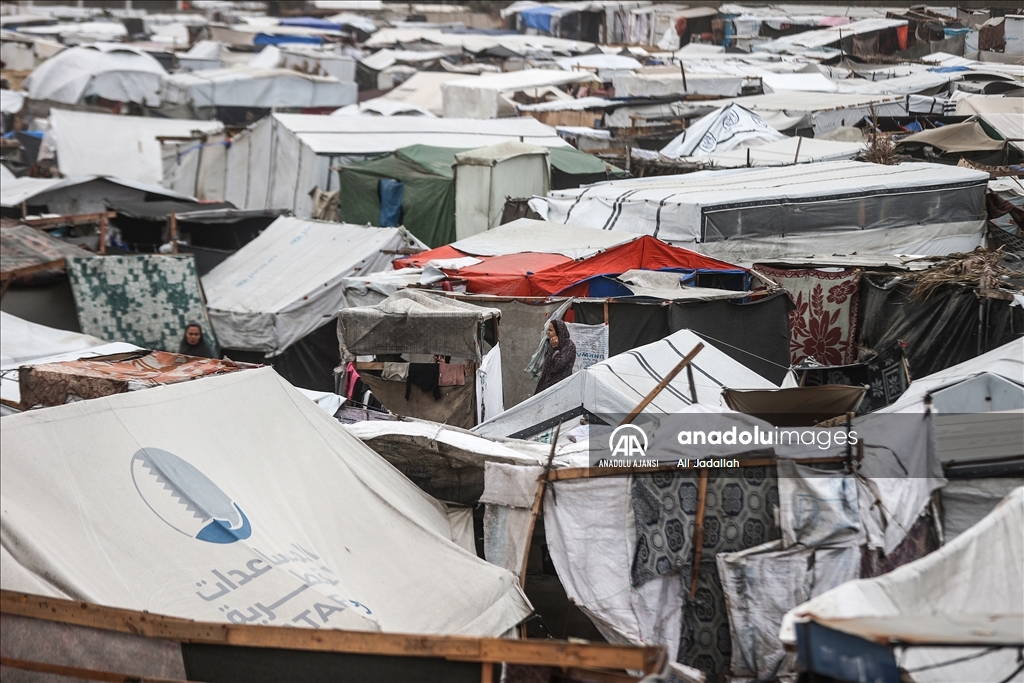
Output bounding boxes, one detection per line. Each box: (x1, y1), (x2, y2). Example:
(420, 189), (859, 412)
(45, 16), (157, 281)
(620, 343), (703, 425)
(0, 591), (664, 673)
(22, 211), (115, 230)
(0, 656), (188, 683)
(169, 213), (178, 254)
(688, 469), (709, 597)
(0, 258), (68, 283)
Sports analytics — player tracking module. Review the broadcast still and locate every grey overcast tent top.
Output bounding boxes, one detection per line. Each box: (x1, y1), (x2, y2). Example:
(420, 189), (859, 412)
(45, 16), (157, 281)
(338, 289), (500, 363)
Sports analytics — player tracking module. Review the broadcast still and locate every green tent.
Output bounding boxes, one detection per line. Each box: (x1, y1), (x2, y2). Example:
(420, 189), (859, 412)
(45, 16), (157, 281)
(338, 144), (625, 248)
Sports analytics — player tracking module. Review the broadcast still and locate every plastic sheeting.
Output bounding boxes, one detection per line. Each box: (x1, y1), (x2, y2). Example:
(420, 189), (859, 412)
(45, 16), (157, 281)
(24, 43), (166, 105)
(0, 368), (532, 636)
(661, 104), (784, 158)
(781, 488), (1024, 683)
(441, 70), (599, 119)
(202, 217), (425, 356)
(477, 343), (504, 424)
(451, 218), (636, 261)
(0, 311), (106, 366)
(162, 66), (357, 109)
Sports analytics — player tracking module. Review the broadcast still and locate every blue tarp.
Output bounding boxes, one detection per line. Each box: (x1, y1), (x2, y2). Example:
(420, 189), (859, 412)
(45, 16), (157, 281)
(378, 179), (404, 227)
(279, 17), (342, 31)
(929, 65), (971, 73)
(519, 6), (562, 33)
(253, 33), (321, 45)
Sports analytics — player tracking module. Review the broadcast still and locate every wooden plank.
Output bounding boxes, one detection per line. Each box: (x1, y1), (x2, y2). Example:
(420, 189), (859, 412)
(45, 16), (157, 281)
(0, 591), (662, 671)
(0, 656), (190, 683)
(0, 258), (68, 282)
(688, 469), (709, 597)
(21, 211), (115, 230)
(620, 343), (703, 425)
(353, 362), (385, 370)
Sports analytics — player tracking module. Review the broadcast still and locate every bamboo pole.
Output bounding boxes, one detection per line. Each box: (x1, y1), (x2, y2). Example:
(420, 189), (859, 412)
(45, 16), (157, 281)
(620, 343), (703, 426)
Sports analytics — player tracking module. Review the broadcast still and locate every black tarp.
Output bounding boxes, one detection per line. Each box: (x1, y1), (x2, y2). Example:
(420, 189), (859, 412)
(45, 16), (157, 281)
(110, 201), (282, 253)
(859, 275), (1023, 379)
(223, 319), (339, 393)
(574, 301), (670, 356)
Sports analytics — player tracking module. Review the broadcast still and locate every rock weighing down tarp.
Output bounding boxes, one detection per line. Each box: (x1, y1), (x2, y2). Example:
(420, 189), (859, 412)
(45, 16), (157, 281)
(65, 254), (217, 356)
(202, 217), (426, 357)
(531, 161), (989, 261)
(0, 367), (531, 636)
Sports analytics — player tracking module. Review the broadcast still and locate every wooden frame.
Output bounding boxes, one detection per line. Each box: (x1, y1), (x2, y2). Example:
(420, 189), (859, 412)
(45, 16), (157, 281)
(0, 591), (666, 682)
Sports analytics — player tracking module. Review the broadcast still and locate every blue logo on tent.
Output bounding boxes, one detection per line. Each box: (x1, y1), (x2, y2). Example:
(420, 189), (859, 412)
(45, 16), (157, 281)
(131, 448), (251, 544)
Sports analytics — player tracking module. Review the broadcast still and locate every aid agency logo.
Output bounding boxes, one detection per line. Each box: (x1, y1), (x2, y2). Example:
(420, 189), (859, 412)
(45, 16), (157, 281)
(131, 447), (252, 544)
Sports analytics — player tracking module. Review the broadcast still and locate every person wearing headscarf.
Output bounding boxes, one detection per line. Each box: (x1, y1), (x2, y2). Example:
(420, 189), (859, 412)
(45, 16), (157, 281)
(535, 318), (577, 395)
(178, 321), (214, 358)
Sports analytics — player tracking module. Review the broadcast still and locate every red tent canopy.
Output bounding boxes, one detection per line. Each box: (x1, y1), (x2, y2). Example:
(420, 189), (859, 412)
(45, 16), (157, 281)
(395, 235), (744, 297)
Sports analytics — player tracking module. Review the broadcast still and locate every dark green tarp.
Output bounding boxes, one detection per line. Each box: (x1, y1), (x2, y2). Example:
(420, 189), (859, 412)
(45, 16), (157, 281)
(338, 144), (625, 247)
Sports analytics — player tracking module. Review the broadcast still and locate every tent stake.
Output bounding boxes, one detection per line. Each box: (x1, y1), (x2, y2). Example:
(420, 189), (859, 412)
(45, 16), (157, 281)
(688, 468), (709, 597)
(620, 343), (703, 425)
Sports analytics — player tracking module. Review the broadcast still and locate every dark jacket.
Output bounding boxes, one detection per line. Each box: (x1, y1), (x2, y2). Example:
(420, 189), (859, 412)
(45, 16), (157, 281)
(535, 318), (577, 395)
(178, 322), (214, 358)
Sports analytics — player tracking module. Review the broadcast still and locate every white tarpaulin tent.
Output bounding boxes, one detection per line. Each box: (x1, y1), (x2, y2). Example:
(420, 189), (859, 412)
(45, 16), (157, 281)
(50, 109), (223, 186)
(0, 175), (197, 214)
(0, 367), (531, 636)
(441, 69), (600, 119)
(202, 216), (426, 356)
(216, 114), (568, 216)
(660, 103), (785, 158)
(677, 136), (866, 167)
(612, 69), (744, 98)
(454, 142), (550, 240)
(0, 310), (107, 366)
(450, 218), (638, 260)
(531, 161), (989, 262)
(780, 488), (1024, 683)
(755, 18), (907, 53)
(724, 92), (908, 136)
(473, 329), (776, 439)
(24, 42), (166, 106)
(161, 66), (357, 110)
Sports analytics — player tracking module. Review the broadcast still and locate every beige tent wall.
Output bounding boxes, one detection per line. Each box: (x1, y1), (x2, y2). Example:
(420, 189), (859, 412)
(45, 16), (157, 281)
(454, 154), (549, 240)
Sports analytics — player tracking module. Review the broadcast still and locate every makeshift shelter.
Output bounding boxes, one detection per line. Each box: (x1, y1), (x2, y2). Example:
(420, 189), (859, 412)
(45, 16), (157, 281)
(0, 311), (106, 366)
(531, 162), (990, 261)
(337, 290), (501, 429)
(23, 43), (166, 106)
(441, 70), (600, 119)
(161, 66), (357, 115)
(611, 70), (744, 98)
(723, 92), (909, 136)
(1, 223), (93, 288)
(473, 329), (776, 439)
(454, 142), (550, 241)
(371, 70), (474, 117)
(0, 367), (532, 637)
(0, 175), (197, 217)
(661, 103), (785, 159)
(65, 254), (216, 357)
(18, 349), (252, 409)
(50, 109), (224, 187)
(396, 219), (746, 298)
(781, 488), (1023, 683)
(895, 118), (1009, 162)
(202, 217), (425, 391)
(211, 114), (567, 217)
(339, 145), (620, 248)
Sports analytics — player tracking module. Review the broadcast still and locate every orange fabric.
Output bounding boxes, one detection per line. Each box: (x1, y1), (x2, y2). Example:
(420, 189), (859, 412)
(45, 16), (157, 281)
(897, 25), (908, 50)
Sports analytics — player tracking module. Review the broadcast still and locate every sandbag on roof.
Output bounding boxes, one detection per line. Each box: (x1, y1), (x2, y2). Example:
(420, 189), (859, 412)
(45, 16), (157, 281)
(895, 119), (1006, 153)
(473, 329), (776, 439)
(202, 217), (426, 356)
(0, 367), (531, 636)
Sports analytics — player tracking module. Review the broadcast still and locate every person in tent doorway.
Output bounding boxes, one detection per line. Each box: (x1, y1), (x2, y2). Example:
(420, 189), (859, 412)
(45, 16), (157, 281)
(178, 322), (214, 358)
(535, 319), (576, 395)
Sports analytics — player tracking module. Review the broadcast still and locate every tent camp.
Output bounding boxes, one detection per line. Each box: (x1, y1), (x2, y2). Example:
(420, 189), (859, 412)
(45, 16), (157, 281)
(202, 217), (425, 391)
(161, 66), (358, 115)
(530, 162), (990, 261)
(441, 69), (600, 119)
(338, 144), (621, 247)
(211, 114), (569, 217)
(660, 103), (785, 159)
(395, 219), (746, 297)
(781, 488), (1023, 683)
(24, 42), (166, 106)
(0, 367), (532, 637)
(337, 290), (502, 429)
(473, 329), (776, 439)
(50, 109), (224, 187)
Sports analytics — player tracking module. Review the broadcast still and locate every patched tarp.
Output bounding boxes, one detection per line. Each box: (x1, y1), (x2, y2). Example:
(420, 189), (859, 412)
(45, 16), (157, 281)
(19, 350), (251, 408)
(338, 290), (499, 362)
(0, 224), (93, 280)
(65, 255), (217, 355)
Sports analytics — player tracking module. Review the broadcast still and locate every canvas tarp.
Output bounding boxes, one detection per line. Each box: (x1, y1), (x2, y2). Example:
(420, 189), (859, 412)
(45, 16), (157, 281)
(895, 119), (1005, 153)
(531, 161), (989, 260)
(337, 289), (499, 363)
(65, 254), (217, 356)
(202, 217), (425, 356)
(0, 311), (107, 366)
(441, 70), (599, 119)
(679, 136), (866, 168)
(0, 367), (531, 636)
(781, 488), (1024, 683)
(161, 66), (357, 109)
(454, 142), (550, 240)
(51, 109), (224, 186)
(0, 224), (93, 281)
(0, 175), (197, 213)
(660, 103), (785, 159)
(338, 145), (459, 248)
(18, 350), (251, 408)
(23, 43), (166, 106)
(473, 329), (777, 439)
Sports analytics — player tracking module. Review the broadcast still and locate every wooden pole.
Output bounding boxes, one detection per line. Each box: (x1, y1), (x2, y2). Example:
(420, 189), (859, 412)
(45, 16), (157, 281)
(603, 299), (609, 325)
(620, 343), (703, 426)
(98, 213), (107, 255)
(793, 136), (803, 165)
(169, 213), (178, 254)
(519, 421), (561, 590)
(686, 363), (697, 403)
(679, 61), (688, 93)
(688, 468), (709, 597)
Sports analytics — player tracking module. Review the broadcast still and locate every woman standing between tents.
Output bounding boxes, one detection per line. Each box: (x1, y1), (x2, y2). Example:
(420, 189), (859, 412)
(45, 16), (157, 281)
(535, 319), (576, 395)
